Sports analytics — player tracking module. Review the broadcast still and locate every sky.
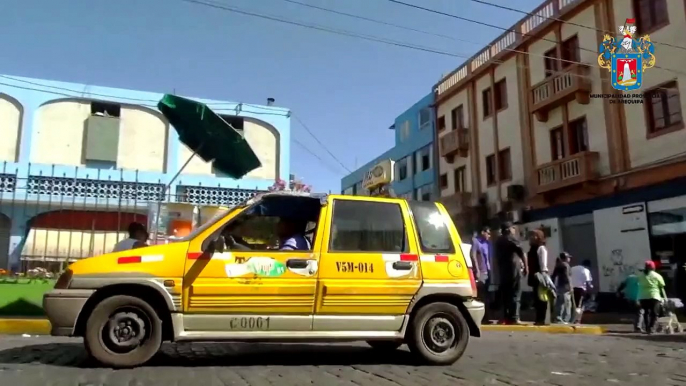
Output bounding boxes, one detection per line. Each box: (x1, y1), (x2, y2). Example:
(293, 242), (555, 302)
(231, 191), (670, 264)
(0, 0), (541, 192)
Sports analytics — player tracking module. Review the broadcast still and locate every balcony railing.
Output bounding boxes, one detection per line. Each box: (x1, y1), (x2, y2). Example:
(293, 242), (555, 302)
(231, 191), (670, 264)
(530, 63), (591, 122)
(439, 191), (472, 215)
(536, 151), (599, 194)
(434, 0), (584, 100)
(439, 128), (469, 162)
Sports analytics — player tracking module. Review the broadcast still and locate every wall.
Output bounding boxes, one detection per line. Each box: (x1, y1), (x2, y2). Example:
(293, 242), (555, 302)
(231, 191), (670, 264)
(495, 57), (525, 199)
(437, 87), (472, 196)
(564, 5), (611, 176)
(476, 74), (496, 202)
(613, 1), (686, 169)
(0, 75), (292, 189)
(0, 94), (21, 163)
(593, 202), (651, 292)
(33, 100), (168, 172)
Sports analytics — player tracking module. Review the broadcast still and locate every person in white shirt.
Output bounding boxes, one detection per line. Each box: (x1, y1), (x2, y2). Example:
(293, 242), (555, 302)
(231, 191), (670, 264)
(112, 222), (149, 252)
(571, 259), (593, 311)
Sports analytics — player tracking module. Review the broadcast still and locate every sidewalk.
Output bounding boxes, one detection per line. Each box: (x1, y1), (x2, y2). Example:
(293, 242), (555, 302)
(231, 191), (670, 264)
(0, 317), (610, 336)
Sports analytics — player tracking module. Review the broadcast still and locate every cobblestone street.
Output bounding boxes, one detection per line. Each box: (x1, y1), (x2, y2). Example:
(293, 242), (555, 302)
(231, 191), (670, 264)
(0, 331), (684, 385)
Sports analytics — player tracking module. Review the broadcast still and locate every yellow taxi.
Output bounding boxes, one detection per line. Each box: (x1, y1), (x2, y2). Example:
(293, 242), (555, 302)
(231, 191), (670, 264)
(43, 192), (484, 367)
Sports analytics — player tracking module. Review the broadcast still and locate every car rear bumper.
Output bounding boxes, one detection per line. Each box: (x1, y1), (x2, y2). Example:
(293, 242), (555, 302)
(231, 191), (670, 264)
(43, 289), (94, 336)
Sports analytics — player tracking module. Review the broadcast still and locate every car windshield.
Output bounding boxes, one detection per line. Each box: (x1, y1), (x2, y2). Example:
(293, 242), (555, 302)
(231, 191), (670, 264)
(176, 204), (246, 242)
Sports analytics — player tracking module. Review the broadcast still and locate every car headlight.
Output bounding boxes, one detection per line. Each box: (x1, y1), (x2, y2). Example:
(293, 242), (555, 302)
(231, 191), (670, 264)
(54, 269), (73, 289)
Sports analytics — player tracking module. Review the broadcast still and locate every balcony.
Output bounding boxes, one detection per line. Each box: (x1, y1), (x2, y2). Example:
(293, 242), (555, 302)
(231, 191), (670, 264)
(439, 191), (472, 215)
(536, 151), (599, 194)
(439, 128), (469, 163)
(530, 63), (591, 122)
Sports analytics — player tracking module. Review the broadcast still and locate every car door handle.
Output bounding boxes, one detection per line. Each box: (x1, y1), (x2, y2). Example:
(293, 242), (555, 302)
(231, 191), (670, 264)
(392, 261), (413, 270)
(286, 259), (309, 269)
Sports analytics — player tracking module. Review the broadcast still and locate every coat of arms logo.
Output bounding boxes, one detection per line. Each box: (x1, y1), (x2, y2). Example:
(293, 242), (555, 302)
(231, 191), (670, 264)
(598, 18), (656, 91)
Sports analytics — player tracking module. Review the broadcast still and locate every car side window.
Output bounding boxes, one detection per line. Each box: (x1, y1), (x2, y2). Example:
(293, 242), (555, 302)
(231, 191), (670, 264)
(408, 201), (455, 254)
(329, 200), (408, 253)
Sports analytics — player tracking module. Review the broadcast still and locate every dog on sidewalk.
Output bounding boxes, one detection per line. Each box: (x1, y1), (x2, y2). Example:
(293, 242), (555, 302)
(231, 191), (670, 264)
(655, 298), (683, 334)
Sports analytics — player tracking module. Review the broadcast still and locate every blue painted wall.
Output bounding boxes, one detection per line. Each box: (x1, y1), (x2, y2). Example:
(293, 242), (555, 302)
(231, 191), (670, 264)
(340, 93), (436, 198)
(0, 74), (291, 269)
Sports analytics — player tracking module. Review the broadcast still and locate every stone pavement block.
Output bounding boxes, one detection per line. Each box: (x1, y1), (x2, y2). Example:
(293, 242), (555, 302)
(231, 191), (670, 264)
(0, 333), (683, 385)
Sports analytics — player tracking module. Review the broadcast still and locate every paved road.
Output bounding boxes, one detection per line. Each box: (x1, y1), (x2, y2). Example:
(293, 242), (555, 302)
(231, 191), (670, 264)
(0, 332), (684, 385)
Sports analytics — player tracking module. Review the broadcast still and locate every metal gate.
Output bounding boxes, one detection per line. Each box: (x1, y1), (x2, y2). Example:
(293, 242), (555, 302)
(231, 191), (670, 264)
(0, 214), (10, 270)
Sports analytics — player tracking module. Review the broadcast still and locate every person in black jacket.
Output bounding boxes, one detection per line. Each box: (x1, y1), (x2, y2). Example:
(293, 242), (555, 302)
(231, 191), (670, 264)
(495, 222), (527, 324)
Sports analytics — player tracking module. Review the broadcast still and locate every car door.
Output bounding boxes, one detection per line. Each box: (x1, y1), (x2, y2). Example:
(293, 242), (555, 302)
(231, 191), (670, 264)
(313, 196), (422, 332)
(182, 196), (325, 333)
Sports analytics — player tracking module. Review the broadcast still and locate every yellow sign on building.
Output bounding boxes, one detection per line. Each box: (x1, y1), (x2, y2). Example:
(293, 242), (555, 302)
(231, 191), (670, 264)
(362, 159), (394, 190)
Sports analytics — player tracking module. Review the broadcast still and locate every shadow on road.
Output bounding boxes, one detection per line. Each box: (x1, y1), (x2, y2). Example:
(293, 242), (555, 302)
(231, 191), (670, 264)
(0, 342), (419, 368)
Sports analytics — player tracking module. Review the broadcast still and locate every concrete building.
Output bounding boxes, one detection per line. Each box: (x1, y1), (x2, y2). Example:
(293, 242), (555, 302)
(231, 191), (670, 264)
(341, 93), (437, 200)
(434, 0), (686, 299)
(0, 75), (290, 271)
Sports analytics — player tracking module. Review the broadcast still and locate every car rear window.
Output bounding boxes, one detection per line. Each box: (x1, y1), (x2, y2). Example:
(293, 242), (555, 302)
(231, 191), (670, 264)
(408, 201), (455, 254)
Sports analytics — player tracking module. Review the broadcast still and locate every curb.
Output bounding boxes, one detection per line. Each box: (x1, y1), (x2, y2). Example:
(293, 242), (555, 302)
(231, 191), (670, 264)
(482, 324), (607, 335)
(0, 319), (51, 335)
(0, 319), (607, 336)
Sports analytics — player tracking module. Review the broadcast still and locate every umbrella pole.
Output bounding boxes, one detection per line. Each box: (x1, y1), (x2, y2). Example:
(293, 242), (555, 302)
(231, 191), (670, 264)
(152, 149), (199, 245)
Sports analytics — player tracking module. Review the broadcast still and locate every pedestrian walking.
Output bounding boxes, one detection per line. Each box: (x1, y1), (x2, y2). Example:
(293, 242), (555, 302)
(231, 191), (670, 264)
(616, 273), (643, 332)
(471, 227), (492, 320)
(570, 260), (593, 323)
(527, 229), (549, 325)
(552, 252), (574, 324)
(494, 222), (526, 325)
(638, 260), (667, 334)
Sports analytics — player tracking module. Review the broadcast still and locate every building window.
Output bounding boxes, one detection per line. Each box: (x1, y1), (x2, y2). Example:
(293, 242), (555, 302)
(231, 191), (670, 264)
(485, 155), (496, 186)
(550, 126), (565, 161)
(409, 201), (455, 254)
(91, 101), (121, 117)
(560, 36), (580, 68)
(645, 81), (683, 137)
(220, 115), (245, 133)
(498, 148), (512, 181)
(482, 88), (492, 118)
(451, 105), (464, 130)
(396, 157), (409, 181)
(634, 0), (669, 34)
(415, 145), (432, 173)
(400, 120), (412, 142)
(437, 115), (446, 132)
(439, 173), (448, 189)
(544, 47), (558, 78)
(494, 79), (508, 111)
(415, 185), (433, 202)
(454, 166), (466, 192)
(419, 108), (432, 130)
(329, 200), (408, 253)
(343, 186), (354, 195)
(569, 117), (589, 154)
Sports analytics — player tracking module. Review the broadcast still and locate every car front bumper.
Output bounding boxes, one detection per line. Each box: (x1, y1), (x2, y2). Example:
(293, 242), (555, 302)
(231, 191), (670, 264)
(43, 289), (94, 336)
(463, 299), (485, 335)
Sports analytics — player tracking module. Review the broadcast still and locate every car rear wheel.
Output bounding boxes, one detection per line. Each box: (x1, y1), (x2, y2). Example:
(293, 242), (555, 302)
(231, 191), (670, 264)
(407, 302), (469, 365)
(366, 340), (403, 351)
(84, 295), (162, 368)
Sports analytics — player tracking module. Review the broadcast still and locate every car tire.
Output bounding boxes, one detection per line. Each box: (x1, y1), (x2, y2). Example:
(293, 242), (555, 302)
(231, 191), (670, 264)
(84, 295), (163, 368)
(407, 302), (470, 365)
(366, 340), (403, 351)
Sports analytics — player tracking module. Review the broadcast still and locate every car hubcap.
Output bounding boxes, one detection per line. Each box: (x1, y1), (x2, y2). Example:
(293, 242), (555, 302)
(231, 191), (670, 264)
(423, 316), (456, 354)
(104, 310), (147, 352)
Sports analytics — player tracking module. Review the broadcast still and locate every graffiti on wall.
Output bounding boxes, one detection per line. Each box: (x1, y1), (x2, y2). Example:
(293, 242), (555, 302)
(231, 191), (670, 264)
(601, 248), (643, 291)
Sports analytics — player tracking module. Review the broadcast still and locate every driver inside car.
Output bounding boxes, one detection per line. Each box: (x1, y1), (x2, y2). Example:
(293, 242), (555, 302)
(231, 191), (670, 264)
(277, 217), (311, 251)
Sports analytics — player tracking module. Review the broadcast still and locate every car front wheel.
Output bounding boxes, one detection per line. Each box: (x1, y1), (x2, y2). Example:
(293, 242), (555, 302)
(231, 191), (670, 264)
(84, 295), (163, 368)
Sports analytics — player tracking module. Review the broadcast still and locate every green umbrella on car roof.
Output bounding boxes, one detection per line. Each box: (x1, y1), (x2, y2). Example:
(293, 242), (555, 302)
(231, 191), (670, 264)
(157, 94), (261, 179)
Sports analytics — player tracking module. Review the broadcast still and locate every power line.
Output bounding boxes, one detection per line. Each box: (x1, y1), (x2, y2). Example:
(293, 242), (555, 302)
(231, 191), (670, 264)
(465, 0), (686, 52)
(178, 0), (472, 59)
(196, 0), (677, 95)
(292, 138), (349, 175)
(277, 0), (479, 45)
(381, 0), (686, 77)
(292, 114), (353, 173)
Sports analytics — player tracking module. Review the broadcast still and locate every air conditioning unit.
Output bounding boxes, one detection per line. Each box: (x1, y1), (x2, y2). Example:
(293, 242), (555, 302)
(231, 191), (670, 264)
(507, 184), (525, 201)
